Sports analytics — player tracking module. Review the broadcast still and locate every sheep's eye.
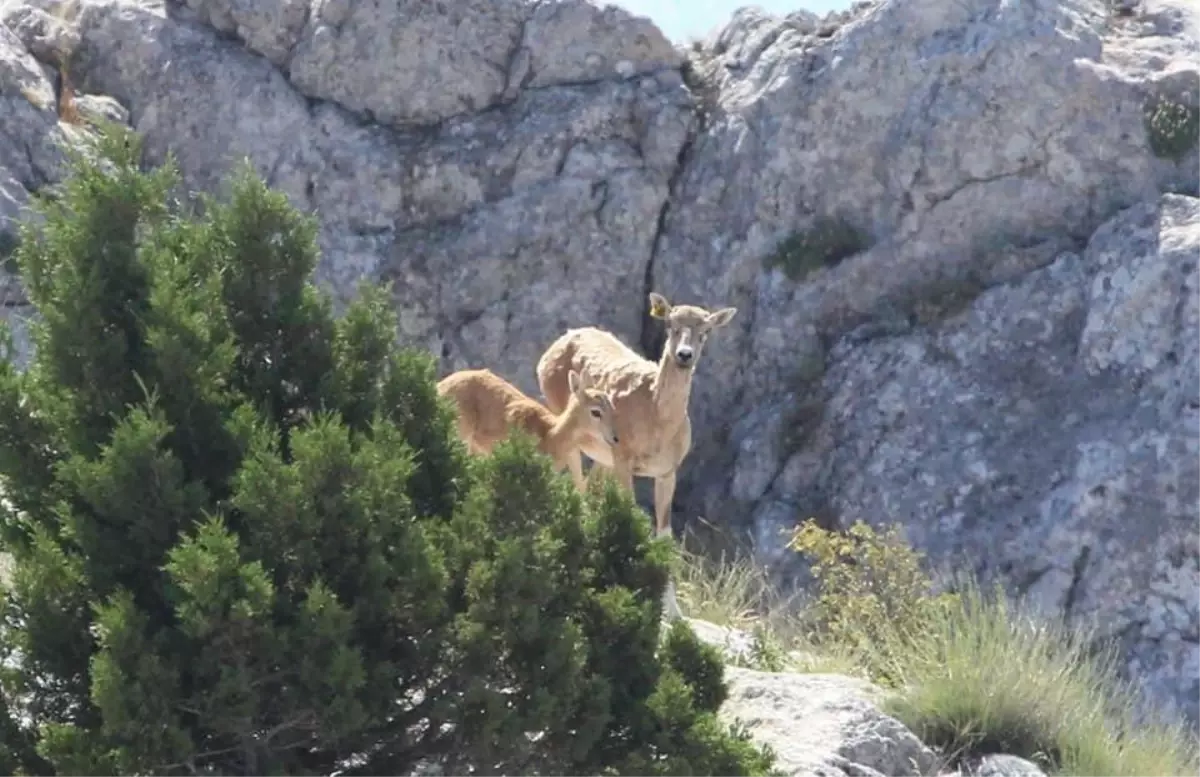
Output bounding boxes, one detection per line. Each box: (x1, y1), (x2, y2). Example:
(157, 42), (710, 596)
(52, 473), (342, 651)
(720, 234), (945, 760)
(590, 408), (602, 418)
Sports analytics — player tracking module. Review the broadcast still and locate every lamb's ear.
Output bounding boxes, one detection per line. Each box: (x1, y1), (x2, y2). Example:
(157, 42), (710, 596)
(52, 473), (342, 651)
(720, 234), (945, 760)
(706, 306), (738, 329)
(568, 369), (582, 394)
(648, 292), (672, 320)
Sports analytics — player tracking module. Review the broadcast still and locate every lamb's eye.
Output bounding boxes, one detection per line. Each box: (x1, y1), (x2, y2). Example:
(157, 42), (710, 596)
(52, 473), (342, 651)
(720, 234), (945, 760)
(590, 408), (602, 418)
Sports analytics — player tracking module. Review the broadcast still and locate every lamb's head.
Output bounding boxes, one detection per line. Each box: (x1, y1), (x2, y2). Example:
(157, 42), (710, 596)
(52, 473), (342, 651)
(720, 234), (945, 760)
(568, 369), (619, 446)
(648, 292), (738, 371)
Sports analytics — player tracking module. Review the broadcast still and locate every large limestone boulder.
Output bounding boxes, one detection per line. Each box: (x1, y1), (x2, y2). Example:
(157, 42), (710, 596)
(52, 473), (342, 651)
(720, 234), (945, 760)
(720, 666), (940, 777)
(692, 619), (1056, 777)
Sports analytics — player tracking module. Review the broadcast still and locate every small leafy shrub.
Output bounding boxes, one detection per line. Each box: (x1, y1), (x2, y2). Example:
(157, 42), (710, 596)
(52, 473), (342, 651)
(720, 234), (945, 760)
(787, 519), (957, 685)
(745, 626), (787, 673)
(1144, 93), (1199, 162)
(764, 217), (870, 282)
(884, 581), (1200, 777)
(0, 124), (775, 776)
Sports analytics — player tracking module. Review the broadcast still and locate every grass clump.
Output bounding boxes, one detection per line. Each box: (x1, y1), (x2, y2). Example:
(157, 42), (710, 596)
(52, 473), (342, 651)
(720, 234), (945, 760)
(1144, 93), (1199, 162)
(765, 217), (870, 282)
(786, 519), (1198, 776)
(883, 582), (1199, 776)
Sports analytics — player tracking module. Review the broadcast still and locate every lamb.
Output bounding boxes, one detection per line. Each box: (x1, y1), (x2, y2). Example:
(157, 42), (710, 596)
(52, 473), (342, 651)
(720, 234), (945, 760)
(535, 291), (738, 620)
(436, 366), (619, 492)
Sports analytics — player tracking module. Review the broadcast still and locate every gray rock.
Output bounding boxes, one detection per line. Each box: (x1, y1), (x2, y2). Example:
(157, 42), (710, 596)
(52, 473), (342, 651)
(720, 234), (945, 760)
(0, 17), (65, 231)
(1, 2), (80, 65)
(519, 1), (683, 90)
(0, 9), (92, 367)
(178, 0), (680, 128)
(37, 0), (692, 388)
(179, 0), (310, 69)
(653, 0), (1200, 728)
(285, 0), (527, 127)
(721, 666), (940, 777)
(685, 616), (757, 665)
(967, 753), (1048, 777)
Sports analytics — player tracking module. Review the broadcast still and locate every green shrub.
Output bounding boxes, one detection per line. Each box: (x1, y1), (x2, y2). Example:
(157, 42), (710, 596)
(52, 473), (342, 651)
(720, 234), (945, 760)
(0, 124), (774, 776)
(764, 218), (870, 282)
(1144, 93), (1199, 162)
(787, 519), (957, 685)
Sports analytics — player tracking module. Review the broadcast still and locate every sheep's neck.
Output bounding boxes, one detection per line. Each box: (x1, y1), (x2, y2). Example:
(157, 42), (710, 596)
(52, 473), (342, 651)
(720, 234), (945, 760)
(545, 399), (583, 450)
(651, 351), (694, 428)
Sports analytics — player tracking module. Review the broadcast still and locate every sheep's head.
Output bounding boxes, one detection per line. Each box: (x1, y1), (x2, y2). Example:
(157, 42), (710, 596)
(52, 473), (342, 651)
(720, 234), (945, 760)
(648, 292), (737, 371)
(569, 369), (619, 445)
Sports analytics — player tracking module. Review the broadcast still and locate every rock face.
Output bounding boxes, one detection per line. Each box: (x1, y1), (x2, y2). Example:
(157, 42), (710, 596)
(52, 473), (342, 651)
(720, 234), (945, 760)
(0, 3), (82, 365)
(0, 0), (1197, 729)
(0, 0), (692, 384)
(764, 192), (1200, 726)
(656, 0), (1197, 505)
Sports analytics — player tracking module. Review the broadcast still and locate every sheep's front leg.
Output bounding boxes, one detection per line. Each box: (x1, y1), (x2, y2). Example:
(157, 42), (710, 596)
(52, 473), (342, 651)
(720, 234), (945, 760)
(609, 456), (635, 496)
(653, 471), (676, 536)
(654, 471), (684, 622)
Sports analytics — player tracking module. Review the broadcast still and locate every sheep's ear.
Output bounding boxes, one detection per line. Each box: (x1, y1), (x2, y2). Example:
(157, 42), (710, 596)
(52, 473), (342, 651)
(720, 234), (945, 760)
(648, 292), (672, 320)
(706, 306), (738, 329)
(568, 369), (582, 394)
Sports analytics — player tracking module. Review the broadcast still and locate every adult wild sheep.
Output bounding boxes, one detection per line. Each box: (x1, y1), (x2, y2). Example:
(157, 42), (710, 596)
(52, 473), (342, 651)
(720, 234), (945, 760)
(535, 292), (738, 620)
(436, 367), (619, 492)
